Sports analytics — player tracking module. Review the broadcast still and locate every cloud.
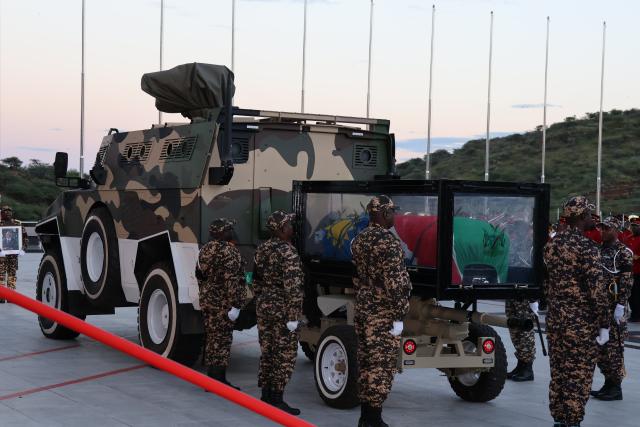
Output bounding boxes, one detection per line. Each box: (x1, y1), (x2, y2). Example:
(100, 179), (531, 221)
(16, 146), (56, 152)
(512, 103), (562, 109)
(395, 148), (425, 162)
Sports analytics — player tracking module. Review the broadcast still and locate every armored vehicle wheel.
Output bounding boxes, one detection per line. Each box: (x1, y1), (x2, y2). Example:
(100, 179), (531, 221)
(138, 263), (202, 366)
(80, 207), (122, 306)
(301, 341), (317, 362)
(448, 323), (507, 402)
(314, 325), (359, 409)
(36, 252), (83, 339)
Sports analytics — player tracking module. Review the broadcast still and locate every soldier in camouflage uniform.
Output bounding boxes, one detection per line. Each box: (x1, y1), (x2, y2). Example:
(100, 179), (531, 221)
(351, 195), (412, 427)
(253, 210), (304, 415)
(196, 218), (248, 389)
(544, 196), (611, 427)
(590, 216), (633, 401)
(0, 206), (27, 303)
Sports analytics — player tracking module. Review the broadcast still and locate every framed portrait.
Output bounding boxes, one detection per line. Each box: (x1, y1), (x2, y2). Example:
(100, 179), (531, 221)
(0, 226), (22, 255)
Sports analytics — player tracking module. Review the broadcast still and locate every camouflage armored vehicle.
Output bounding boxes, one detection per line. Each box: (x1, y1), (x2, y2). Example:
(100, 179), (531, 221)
(34, 63), (395, 365)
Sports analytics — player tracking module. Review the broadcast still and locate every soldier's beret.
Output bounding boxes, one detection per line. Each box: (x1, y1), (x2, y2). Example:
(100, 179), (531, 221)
(597, 216), (621, 231)
(562, 196), (594, 218)
(366, 195), (399, 214)
(266, 210), (295, 231)
(209, 218), (236, 234)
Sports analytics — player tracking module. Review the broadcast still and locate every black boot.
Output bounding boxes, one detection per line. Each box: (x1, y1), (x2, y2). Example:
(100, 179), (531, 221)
(511, 362), (534, 382)
(206, 366), (241, 390)
(590, 378), (611, 397)
(269, 389), (301, 416)
(595, 380), (622, 401)
(507, 360), (525, 379)
(357, 404), (389, 427)
(552, 422), (566, 427)
(260, 386), (271, 402)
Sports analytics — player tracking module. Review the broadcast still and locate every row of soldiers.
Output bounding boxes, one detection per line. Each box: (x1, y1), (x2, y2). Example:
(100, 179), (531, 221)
(505, 196), (633, 427)
(196, 196), (410, 427)
(0, 205), (28, 304)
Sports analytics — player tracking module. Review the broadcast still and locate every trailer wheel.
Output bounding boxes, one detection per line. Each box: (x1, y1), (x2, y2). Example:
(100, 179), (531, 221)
(448, 323), (507, 402)
(301, 341), (317, 362)
(314, 325), (359, 409)
(138, 263), (202, 366)
(36, 252), (83, 339)
(80, 207), (122, 306)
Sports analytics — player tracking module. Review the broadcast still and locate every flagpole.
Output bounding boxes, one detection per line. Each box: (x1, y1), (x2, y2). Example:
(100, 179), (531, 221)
(541, 16), (549, 184)
(80, 0), (85, 176)
(596, 21), (606, 216)
(366, 0), (374, 118)
(231, 0), (236, 72)
(484, 11), (494, 182)
(301, 0), (308, 113)
(159, 0), (164, 126)
(425, 5), (435, 180)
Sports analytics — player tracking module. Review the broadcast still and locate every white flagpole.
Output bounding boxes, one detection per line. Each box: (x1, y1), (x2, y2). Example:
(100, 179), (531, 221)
(80, 0), (85, 175)
(159, 0), (164, 126)
(541, 16), (549, 184)
(366, 0), (374, 118)
(596, 21), (606, 215)
(231, 0), (236, 72)
(301, 0), (308, 113)
(425, 4), (435, 180)
(484, 11), (494, 182)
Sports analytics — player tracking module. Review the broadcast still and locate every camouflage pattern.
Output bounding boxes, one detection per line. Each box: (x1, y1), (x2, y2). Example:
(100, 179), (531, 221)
(365, 195), (398, 214)
(0, 217), (27, 290)
(351, 223), (412, 408)
(197, 239), (248, 367)
(543, 227), (610, 425)
(597, 240), (633, 382)
(505, 299), (536, 364)
(209, 218), (236, 234)
(266, 210), (295, 232)
(562, 195), (595, 218)
(253, 237), (304, 392)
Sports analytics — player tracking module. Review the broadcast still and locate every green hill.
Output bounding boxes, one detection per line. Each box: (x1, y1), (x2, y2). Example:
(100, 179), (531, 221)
(397, 109), (640, 216)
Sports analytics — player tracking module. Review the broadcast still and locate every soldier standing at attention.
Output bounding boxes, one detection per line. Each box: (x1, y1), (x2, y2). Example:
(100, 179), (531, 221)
(253, 210), (304, 415)
(196, 219), (248, 389)
(590, 216), (633, 401)
(544, 196), (610, 427)
(351, 195), (412, 427)
(0, 205), (27, 303)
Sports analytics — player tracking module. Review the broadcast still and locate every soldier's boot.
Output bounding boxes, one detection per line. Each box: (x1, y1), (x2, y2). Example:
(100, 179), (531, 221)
(590, 378), (612, 397)
(552, 422), (566, 427)
(0, 299), (5, 303)
(511, 362), (534, 382)
(507, 360), (525, 379)
(595, 380), (622, 401)
(268, 390), (301, 416)
(357, 404), (389, 427)
(206, 366), (241, 390)
(260, 386), (271, 402)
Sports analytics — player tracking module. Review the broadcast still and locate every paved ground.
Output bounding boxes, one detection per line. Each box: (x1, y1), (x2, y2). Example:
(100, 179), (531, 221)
(1, 253), (639, 426)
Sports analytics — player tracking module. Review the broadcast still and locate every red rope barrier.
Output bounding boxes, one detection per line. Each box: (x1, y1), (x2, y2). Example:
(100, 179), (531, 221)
(0, 286), (315, 427)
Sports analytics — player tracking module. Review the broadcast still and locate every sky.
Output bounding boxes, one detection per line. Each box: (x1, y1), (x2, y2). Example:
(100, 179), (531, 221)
(1, 0), (639, 169)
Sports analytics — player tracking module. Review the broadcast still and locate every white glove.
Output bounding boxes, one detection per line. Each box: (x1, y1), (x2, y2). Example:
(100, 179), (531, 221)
(529, 301), (539, 317)
(614, 304), (625, 325)
(18, 250), (26, 256)
(286, 320), (299, 332)
(389, 321), (403, 336)
(0, 251), (5, 257)
(227, 307), (240, 322)
(596, 328), (610, 346)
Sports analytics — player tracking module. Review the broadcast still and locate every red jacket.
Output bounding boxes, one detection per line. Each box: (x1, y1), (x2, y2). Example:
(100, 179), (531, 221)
(583, 228), (602, 244)
(625, 234), (640, 275)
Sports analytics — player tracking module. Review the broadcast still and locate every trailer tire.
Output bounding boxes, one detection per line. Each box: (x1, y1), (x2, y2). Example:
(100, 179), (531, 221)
(138, 263), (202, 367)
(448, 323), (507, 402)
(36, 252), (83, 339)
(80, 207), (122, 306)
(314, 325), (359, 409)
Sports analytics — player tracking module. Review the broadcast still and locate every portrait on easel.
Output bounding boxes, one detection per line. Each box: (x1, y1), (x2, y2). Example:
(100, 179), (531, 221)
(0, 226), (22, 254)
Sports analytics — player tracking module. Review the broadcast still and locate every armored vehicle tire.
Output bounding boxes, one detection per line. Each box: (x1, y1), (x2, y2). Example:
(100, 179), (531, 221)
(80, 207), (122, 306)
(36, 252), (83, 339)
(314, 325), (359, 409)
(448, 323), (507, 402)
(138, 263), (203, 366)
(301, 341), (317, 362)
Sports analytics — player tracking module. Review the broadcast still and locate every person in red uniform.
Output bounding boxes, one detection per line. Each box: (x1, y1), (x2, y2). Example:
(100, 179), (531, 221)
(626, 221), (640, 322)
(583, 213), (602, 244)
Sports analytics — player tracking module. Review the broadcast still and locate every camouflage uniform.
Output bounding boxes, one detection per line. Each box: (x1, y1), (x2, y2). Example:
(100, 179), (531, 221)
(197, 219), (248, 368)
(0, 206), (27, 291)
(596, 218), (633, 384)
(505, 299), (536, 364)
(544, 197), (610, 426)
(351, 196), (412, 409)
(253, 211), (304, 393)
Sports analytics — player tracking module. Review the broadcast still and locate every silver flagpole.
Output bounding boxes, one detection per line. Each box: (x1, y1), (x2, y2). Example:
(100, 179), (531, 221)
(425, 4), (435, 180)
(231, 0), (236, 72)
(80, 0), (85, 175)
(596, 21), (606, 215)
(484, 11), (494, 182)
(541, 16), (549, 184)
(301, 0), (308, 113)
(366, 0), (374, 118)
(159, 0), (164, 125)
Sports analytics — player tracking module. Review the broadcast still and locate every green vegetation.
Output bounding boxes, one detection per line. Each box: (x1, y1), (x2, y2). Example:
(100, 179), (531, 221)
(397, 109), (640, 216)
